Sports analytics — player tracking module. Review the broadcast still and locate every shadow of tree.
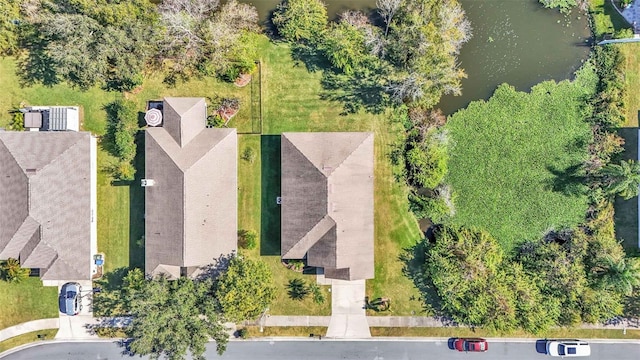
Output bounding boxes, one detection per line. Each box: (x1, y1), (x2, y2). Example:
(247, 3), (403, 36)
(290, 43), (330, 73)
(91, 267), (130, 317)
(545, 163), (589, 196)
(399, 238), (444, 316)
(319, 70), (388, 115)
(195, 252), (236, 281)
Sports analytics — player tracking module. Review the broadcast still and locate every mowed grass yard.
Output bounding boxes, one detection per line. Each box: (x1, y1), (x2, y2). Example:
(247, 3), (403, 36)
(445, 72), (596, 249)
(237, 38), (424, 315)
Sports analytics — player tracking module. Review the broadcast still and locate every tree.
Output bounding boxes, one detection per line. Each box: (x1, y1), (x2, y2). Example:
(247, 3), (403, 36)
(0, 0), (20, 55)
(595, 256), (640, 296)
(272, 0), (328, 43)
(600, 160), (640, 200)
(104, 99), (139, 181)
(0, 258), (30, 283)
(214, 256), (275, 322)
(17, 0), (157, 91)
(377, 0), (401, 37)
(127, 276), (229, 360)
(159, 0), (259, 80)
(425, 225), (519, 331)
(405, 141), (448, 189)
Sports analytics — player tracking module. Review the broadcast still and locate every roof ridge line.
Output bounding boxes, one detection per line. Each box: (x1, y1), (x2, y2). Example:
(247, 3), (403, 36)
(284, 134), (329, 179)
(37, 134), (86, 174)
(282, 215), (335, 259)
(327, 133), (372, 177)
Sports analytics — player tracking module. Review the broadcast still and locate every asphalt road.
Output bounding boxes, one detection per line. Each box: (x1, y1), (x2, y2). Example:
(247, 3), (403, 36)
(2, 339), (639, 360)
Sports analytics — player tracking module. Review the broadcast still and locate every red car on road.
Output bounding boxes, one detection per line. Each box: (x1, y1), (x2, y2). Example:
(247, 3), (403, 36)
(453, 338), (488, 352)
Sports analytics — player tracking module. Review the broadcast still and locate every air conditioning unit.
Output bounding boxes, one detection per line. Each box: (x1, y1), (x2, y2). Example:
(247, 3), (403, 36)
(141, 179), (155, 187)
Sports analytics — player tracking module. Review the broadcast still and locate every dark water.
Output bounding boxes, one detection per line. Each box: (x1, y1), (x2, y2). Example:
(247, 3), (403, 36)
(240, 0), (591, 114)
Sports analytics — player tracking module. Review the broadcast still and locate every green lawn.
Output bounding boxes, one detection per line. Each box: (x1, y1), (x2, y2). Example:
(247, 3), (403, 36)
(0, 278), (58, 329)
(371, 327), (640, 339)
(445, 74), (596, 249)
(620, 43), (640, 128)
(0, 329), (58, 353)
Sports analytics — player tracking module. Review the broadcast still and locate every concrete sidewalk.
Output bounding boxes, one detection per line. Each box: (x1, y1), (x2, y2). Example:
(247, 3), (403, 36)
(0, 319), (59, 342)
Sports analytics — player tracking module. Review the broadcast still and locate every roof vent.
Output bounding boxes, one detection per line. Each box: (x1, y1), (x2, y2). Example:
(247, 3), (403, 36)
(145, 108), (162, 127)
(141, 179), (155, 187)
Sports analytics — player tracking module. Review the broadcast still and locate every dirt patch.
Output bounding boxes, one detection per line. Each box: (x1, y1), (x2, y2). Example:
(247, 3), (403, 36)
(234, 73), (251, 87)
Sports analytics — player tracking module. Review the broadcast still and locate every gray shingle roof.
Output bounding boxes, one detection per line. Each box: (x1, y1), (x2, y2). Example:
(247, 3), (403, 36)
(0, 132), (93, 281)
(145, 98), (237, 278)
(281, 132), (374, 281)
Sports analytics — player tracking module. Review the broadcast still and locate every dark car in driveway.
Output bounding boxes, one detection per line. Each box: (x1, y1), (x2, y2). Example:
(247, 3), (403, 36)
(59, 282), (82, 316)
(453, 338), (488, 352)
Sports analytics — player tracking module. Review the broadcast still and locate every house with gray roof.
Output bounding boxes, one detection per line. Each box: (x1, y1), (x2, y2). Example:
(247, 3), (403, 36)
(281, 132), (374, 281)
(144, 97), (237, 279)
(0, 131), (97, 284)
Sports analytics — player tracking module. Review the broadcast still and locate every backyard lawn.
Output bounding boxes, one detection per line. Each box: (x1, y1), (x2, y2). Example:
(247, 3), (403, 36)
(445, 71), (597, 249)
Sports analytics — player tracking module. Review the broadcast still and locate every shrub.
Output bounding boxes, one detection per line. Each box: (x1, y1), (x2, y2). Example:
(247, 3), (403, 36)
(104, 99), (139, 180)
(237, 327), (248, 339)
(308, 282), (325, 304)
(8, 112), (24, 131)
(241, 147), (257, 163)
(237, 229), (258, 250)
(408, 191), (451, 223)
(405, 142), (448, 189)
(287, 278), (309, 300)
(0, 258), (30, 283)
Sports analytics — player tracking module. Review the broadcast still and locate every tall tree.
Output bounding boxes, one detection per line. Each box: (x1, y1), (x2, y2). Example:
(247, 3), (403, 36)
(214, 256), (276, 322)
(600, 160), (640, 199)
(272, 0), (328, 43)
(127, 276), (229, 360)
(377, 0), (401, 37)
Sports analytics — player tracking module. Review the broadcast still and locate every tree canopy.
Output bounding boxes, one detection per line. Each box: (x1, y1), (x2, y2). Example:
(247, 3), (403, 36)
(214, 256), (276, 322)
(127, 276), (228, 360)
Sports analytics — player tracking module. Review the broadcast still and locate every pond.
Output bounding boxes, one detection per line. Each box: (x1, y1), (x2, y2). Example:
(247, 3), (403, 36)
(239, 0), (591, 114)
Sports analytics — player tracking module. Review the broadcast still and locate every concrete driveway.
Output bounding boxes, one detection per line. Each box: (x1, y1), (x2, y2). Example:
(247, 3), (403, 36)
(54, 280), (98, 340)
(325, 279), (371, 338)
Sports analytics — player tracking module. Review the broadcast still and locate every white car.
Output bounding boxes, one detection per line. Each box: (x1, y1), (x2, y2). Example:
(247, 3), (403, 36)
(546, 340), (591, 357)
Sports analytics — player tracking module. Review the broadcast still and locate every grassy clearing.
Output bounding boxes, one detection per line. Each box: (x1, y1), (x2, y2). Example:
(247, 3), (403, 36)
(244, 326), (327, 338)
(371, 327), (640, 339)
(620, 43), (640, 128)
(0, 329), (58, 353)
(0, 278), (58, 329)
(445, 75), (596, 249)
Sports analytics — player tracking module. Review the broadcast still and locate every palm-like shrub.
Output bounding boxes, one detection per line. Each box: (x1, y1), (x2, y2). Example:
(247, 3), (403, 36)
(600, 160), (640, 200)
(0, 258), (30, 283)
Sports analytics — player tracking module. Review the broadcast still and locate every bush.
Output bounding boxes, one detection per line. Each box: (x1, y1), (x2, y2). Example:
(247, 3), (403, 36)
(241, 147), (257, 163)
(405, 142), (448, 189)
(272, 0), (328, 44)
(287, 278), (309, 300)
(308, 282), (325, 304)
(104, 99), (139, 180)
(237, 229), (258, 250)
(0, 258), (30, 283)
(237, 327), (248, 339)
(408, 191), (451, 223)
(8, 112), (24, 131)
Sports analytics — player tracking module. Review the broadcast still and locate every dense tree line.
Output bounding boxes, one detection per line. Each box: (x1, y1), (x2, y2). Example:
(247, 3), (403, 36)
(13, 0), (261, 91)
(273, 0), (471, 111)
